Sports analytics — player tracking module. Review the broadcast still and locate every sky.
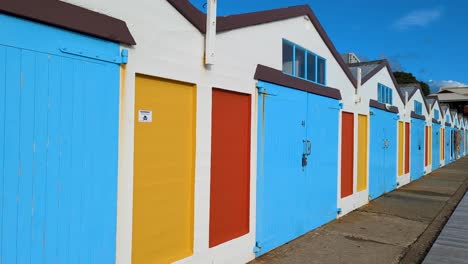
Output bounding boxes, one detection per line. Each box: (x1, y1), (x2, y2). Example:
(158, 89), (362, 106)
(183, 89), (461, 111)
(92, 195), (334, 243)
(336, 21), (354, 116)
(189, 0), (468, 93)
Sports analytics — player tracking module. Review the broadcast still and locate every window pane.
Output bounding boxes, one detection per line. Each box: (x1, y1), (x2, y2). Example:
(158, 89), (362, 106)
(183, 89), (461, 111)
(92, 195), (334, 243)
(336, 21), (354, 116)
(282, 41), (294, 75)
(317, 57), (326, 84)
(306, 52), (317, 82)
(295, 47), (306, 78)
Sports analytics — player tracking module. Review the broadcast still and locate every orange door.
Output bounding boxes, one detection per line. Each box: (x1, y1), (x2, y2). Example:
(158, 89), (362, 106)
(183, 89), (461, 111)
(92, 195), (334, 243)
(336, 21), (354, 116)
(209, 89), (251, 248)
(341, 112), (354, 198)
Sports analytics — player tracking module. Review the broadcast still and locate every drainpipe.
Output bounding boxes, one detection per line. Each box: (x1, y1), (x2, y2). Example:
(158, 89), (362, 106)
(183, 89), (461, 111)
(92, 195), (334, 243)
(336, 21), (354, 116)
(405, 91), (409, 117)
(355, 67), (362, 103)
(205, 0), (217, 65)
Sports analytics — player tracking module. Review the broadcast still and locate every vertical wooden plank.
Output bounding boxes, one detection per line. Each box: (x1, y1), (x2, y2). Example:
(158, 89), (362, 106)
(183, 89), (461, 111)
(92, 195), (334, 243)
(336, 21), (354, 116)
(398, 121), (404, 176)
(341, 112), (354, 198)
(16, 49), (36, 263)
(57, 58), (74, 264)
(30, 52), (49, 264)
(357, 114), (368, 192)
(44, 55), (61, 263)
(68, 60), (84, 264)
(405, 122), (410, 174)
(209, 89), (251, 248)
(0, 46), (6, 256)
(1, 46), (21, 264)
(94, 63), (119, 263)
(132, 75), (195, 264)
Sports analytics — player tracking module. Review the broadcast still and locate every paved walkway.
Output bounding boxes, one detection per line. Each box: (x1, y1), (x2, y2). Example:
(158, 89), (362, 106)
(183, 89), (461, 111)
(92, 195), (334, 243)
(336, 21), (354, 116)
(423, 191), (468, 264)
(250, 157), (468, 264)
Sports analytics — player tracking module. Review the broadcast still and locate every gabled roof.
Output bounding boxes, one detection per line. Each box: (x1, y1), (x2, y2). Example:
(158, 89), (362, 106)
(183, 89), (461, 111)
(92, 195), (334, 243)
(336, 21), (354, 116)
(399, 83), (430, 114)
(0, 0), (135, 45)
(347, 59), (405, 105)
(167, 0), (357, 88)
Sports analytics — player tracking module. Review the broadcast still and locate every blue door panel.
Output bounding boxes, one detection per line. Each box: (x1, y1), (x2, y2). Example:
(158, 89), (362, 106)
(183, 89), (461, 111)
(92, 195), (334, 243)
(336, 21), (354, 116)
(432, 124), (441, 170)
(1, 46), (21, 264)
(411, 118), (425, 180)
(0, 15), (119, 263)
(256, 82), (308, 255)
(305, 94), (339, 231)
(256, 81), (339, 256)
(445, 128), (451, 164)
(369, 108), (397, 200)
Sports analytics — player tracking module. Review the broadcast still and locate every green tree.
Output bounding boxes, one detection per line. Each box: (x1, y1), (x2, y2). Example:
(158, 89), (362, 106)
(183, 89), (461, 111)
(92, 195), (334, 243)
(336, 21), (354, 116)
(393, 71), (430, 96)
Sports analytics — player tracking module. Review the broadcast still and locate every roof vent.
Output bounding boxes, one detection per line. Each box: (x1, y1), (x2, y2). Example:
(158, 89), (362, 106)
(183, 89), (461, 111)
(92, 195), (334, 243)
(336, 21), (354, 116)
(341, 52), (361, 64)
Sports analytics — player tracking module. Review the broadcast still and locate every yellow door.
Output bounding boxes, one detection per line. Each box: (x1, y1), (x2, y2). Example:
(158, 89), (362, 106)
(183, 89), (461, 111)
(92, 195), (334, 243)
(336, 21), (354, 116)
(357, 114), (368, 192)
(398, 121), (404, 176)
(132, 75), (196, 264)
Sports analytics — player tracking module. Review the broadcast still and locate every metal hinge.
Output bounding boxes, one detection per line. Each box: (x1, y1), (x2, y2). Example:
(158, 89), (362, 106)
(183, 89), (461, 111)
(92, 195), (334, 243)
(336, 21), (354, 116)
(253, 242), (262, 254)
(60, 48), (129, 65)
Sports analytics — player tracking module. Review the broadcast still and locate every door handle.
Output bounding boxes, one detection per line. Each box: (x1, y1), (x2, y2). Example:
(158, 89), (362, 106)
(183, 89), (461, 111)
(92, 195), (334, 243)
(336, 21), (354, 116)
(303, 140), (312, 156)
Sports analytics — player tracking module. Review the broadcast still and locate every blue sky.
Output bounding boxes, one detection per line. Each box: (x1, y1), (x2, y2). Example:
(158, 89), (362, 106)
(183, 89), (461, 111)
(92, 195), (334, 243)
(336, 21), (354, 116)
(189, 0), (468, 93)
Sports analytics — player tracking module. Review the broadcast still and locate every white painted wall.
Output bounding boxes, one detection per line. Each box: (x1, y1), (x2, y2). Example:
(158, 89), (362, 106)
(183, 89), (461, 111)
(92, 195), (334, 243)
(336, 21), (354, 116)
(61, 0), (357, 263)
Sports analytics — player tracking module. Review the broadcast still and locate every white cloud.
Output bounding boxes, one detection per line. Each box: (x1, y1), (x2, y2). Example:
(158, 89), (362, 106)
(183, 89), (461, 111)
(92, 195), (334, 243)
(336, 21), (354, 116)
(428, 80), (467, 93)
(394, 8), (442, 30)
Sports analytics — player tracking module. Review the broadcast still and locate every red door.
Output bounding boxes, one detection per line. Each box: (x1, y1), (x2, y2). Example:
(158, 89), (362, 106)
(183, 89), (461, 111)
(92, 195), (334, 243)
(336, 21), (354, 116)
(209, 89), (251, 248)
(341, 112), (354, 198)
(405, 122), (410, 174)
(425, 126), (429, 166)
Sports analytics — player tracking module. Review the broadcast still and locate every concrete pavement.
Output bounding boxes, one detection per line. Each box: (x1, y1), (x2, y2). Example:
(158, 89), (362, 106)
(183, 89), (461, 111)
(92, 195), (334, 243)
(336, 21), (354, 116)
(249, 157), (468, 264)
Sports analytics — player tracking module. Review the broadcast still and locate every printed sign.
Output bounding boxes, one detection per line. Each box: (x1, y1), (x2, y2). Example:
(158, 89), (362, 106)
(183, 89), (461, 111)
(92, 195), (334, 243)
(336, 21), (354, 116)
(138, 110), (152, 123)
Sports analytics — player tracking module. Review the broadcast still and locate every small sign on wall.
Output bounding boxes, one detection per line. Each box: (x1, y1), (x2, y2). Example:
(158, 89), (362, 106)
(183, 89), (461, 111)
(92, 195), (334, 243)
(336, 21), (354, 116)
(138, 110), (152, 123)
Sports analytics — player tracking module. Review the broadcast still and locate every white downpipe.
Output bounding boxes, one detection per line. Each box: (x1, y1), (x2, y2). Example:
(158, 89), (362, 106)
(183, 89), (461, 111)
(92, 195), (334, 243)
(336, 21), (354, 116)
(355, 67), (362, 103)
(205, 0), (217, 65)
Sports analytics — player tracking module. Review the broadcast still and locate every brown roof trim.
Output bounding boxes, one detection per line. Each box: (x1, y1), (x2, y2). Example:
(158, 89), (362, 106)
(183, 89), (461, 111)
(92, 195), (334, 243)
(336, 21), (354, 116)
(432, 118), (441, 124)
(360, 60), (406, 107)
(254, 64), (342, 100)
(411, 111), (426, 121)
(167, 0), (358, 88)
(369, 99), (399, 114)
(0, 0), (135, 45)
(446, 122), (452, 127)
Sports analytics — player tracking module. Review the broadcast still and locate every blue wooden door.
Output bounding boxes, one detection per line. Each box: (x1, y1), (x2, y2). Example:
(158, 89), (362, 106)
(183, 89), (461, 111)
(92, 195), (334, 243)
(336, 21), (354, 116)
(256, 81), (340, 256)
(304, 93), (339, 232)
(411, 118), (425, 180)
(256, 81), (308, 256)
(432, 124), (441, 170)
(446, 128), (451, 164)
(369, 108), (397, 200)
(0, 15), (120, 263)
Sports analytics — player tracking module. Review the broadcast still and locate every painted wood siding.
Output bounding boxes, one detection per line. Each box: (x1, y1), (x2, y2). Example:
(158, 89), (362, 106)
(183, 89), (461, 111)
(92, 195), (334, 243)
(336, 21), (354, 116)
(210, 89), (251, 248)
(405, 122), (410, 174)
(341, 112), (354, 198)
(357, 115), (368, 192)
(398, 121), (404, 176)
(0, 14), (119, 263)
(132, 75), (196, 264)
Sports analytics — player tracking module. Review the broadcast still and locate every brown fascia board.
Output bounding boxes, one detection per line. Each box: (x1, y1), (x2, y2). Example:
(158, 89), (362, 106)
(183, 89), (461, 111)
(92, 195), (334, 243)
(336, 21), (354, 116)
(411, 111), (426, 121)
(369, 99), (399, 114)
(0, 0), (136, 45)
(356, 59), (406, 107)
(432, 118), (441, 124)
(445, 122), (452, 126)
(167, 0), (358, 88)
(254, 64), (342, 100)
